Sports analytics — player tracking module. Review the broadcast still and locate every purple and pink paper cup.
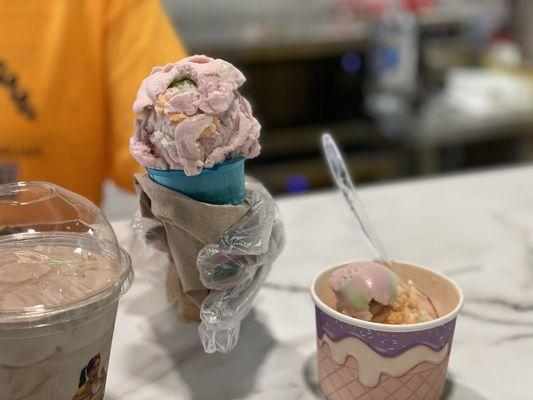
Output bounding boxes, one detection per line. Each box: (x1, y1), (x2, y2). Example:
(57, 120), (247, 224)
(311, 261), (463, 400)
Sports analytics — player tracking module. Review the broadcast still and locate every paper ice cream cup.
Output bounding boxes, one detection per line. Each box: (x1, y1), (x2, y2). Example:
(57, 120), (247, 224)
(146, 157), (246, 205)
(311, 261), (463, 400)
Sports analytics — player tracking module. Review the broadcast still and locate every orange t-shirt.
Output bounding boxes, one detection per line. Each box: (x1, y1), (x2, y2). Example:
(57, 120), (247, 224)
(0, 0), (187, 204)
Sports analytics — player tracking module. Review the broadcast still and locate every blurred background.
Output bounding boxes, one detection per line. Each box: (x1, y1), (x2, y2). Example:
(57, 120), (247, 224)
(2, 0), (533, 212)
(162, 0), (533, 195)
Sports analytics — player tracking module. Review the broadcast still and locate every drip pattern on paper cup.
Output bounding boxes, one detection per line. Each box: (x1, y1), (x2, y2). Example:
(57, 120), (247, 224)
(316, 308), (456, 357)
(317, 340), (449, 400)
(315, 308), (456, 399)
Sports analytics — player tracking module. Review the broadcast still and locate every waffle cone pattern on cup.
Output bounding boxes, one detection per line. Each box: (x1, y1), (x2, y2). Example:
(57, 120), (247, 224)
(311, 261), (463, 400)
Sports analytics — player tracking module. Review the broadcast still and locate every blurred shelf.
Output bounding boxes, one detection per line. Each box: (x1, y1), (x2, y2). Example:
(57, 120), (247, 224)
(247, 149), (406, 194)
(404, 97), (533, 174)
(185, 22), (369, 62)
(255, 120), (391, 160)
(165, 0), (470, 63)
(411, 105), (533, 148)
(246, 119), (406, 194)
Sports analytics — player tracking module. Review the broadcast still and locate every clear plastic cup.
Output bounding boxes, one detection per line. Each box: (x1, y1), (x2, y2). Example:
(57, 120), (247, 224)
(0, 182), (133, 400)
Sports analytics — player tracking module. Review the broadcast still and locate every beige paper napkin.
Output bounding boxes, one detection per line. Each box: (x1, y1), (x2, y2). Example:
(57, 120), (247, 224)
(134, 174), (249, 322)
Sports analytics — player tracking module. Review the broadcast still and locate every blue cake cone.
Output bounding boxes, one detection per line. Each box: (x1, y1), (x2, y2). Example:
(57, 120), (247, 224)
(145, 157), (246, 205)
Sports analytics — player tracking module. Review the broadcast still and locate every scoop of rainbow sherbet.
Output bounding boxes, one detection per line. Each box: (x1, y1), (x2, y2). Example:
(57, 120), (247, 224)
(130, 55), (261, 175)
(329, 261), (400, 321)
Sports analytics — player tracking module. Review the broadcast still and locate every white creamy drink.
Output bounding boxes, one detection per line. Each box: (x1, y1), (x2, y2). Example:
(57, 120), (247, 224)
(0, 245), (123, 311)
(0, 182), (133, 400)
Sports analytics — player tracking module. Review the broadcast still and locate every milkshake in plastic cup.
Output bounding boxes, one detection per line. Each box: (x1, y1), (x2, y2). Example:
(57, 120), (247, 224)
(311, 261), (463, 400)
(0, 182), (133, 400)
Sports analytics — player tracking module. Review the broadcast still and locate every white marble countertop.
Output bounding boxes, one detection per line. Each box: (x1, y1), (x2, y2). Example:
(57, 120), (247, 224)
(106, 165), (533, 400)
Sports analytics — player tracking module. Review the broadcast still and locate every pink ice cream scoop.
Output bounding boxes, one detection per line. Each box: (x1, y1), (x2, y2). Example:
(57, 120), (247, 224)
(329, 261), (400, 321)
(130, 55), (261, 175)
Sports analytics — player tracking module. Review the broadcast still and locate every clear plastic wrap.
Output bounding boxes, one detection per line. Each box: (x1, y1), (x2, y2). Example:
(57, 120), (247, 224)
(131, 210), (169, 253)
(197, 178), (285, 352)
(131, 178), (285, 353)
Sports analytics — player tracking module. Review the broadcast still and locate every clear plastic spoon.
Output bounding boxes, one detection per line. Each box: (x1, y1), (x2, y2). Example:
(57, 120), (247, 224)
(321, 133), (391, 266)
(321, 133), (438, 317)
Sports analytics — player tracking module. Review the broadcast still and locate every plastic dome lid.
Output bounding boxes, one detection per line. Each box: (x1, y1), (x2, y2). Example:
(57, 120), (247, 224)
(0, 181), (134, 327)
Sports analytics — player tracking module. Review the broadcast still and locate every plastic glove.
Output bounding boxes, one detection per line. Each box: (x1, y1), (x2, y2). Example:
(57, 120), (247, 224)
(198, 264), (271, 353)
(196, 177), (285, 353)
(131, 210), (169, 253)
(131, 178), (285, 353)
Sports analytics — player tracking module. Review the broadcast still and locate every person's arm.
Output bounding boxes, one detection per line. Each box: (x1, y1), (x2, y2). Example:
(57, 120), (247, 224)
(105, 0), (187, 191)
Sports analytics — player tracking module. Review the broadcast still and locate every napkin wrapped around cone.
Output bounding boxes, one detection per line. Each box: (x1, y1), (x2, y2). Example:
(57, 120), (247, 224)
(134, 173), (249, 322)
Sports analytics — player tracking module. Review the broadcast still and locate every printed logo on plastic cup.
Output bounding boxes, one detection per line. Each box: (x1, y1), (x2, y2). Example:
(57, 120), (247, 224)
(71, 353), (107, 400)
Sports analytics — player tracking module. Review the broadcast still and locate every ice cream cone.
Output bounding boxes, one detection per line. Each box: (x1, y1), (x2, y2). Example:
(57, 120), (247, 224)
(145, 157), (246, 205)
(131, 56), (260, 325)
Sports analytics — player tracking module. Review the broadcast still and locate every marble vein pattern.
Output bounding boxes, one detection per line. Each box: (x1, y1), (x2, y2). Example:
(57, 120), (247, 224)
(106, 166), (533, 399)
